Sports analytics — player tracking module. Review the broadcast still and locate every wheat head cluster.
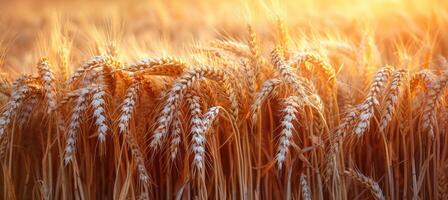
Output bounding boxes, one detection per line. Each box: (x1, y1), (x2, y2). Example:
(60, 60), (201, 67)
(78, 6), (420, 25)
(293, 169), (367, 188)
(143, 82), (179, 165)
(0, 0), (447, 199)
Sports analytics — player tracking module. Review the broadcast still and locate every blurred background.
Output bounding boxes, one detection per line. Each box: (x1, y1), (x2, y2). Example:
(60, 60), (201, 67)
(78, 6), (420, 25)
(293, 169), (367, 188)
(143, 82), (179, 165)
(0, 0), (447, 75)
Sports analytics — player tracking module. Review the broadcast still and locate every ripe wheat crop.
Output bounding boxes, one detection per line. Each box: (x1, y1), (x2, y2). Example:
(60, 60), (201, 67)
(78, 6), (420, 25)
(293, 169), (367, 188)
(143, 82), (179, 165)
(0, 0), (448, 199)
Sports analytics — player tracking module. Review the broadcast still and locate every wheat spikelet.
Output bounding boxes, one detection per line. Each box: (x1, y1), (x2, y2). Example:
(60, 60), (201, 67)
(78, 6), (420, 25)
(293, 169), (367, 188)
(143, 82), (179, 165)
(91, 84), (108, 142)
(422, 71), (448, 137)
(300, 173), (312, 200)
(354, 67), (392, 137)
(118, 79), (140, 134)
(276, 96), (301, 169)
(126, 134), (150, 184)
(379, 69), (408, 131)
(37, 58), (57, 113)
(125, 57), (186, 73)
(344, 169), (385, 200)
(64, 87), (90, 165)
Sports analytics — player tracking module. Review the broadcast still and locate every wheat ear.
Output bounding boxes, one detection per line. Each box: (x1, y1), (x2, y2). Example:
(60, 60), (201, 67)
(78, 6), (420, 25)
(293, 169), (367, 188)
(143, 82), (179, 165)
(151, 67), (236, 149)
(251, 78), (283, 123)
(91, 84), (108, 142)
(379, 69), (408, 131)
(125, 57), (186, 73)
(37, 58), (57, 113)
(422, 71), (448, 138)
(0, 76), (37, 140)
(344, 169), (385, 200)
(118, 79), (140, 134)
(300, 173), (312, 200)
(64, 87), (90, 165)
(354, 67), (392, 137)
(126, 134), (150, 184)
(276, 96), (301, 169)
(288, 52), (336, 86)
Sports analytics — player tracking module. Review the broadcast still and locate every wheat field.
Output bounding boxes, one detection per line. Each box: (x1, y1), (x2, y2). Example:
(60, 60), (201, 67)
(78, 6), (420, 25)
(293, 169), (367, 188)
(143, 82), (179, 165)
(0, 0), (447, 199)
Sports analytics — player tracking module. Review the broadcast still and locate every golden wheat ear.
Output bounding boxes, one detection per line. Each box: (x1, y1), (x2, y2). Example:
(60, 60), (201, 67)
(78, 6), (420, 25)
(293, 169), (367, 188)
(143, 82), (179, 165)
(379, 69), (408, 131)
(0, 75), (41, 140)
(354, 67), (392, 137)
(37, 58), (57, 114)
(344, 169), (385, 200)
(421, 71), (448, 138)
